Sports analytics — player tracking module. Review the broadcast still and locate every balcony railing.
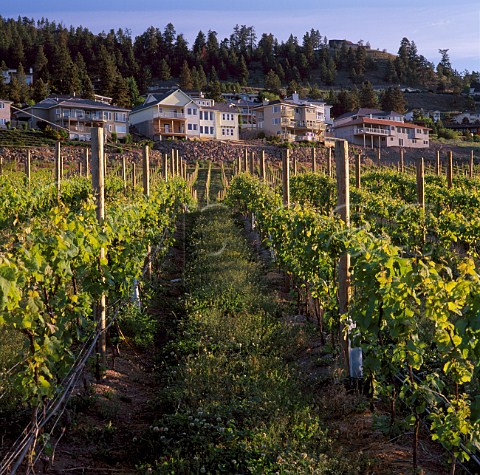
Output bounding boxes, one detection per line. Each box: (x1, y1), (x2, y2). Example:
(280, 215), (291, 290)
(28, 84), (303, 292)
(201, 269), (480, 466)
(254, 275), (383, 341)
(281, 109), (295, 118)
(154, 111), (186, 119)
(355, 127), (391, 136)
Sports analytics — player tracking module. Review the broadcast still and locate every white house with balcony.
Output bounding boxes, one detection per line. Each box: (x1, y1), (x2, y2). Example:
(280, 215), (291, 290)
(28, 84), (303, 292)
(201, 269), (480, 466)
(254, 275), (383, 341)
(129, 88), (239, 141)
(332, 108), (430, 149)
(129, 89), (192, 141)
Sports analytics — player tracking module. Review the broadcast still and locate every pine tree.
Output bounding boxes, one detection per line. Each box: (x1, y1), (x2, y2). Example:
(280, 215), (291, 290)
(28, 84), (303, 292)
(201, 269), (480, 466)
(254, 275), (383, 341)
(111, 74), (130, 107)
(126, 76), (141, 106)
(287, 80), (300, 97)
(359, 81), (378, 108)
(8, 77), (22, 104)
(384, 60), (398, 83)
(265, 69), (282, 96)
(34, 45), (49, 81)
(308, 84), (322, 99)
(191, 66), (201, 91)
(159, 59), (171, 80)
(32, 78), (49, 102)
(179, 60), (193, 90)
(15, 63), (31, 103)
(98, 45), (118, 96)
(381, 86), (406, 113)
(239, 55), (249, 86)
(197, 65), (207, 89)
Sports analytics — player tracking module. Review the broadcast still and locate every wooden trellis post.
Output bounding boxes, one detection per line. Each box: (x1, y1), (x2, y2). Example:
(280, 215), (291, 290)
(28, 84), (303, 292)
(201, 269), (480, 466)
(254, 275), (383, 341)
(122, 156), (127, 192)
(469, 150), (474, 178)
(25, 149), (31, 185)
(417, 157), (425, 210)
(327, 147), (332, 177)
(282, 148), (290, 207)
(447, 151), (453, 189)
(400, 148), (404, 173)
(163, 153), (168, 181)
(132, 162), (136, 189)
(249, 150), (255, 175)
(142, 145), (150, 197)
(311, 147), (317, 173)
(435, 150), (441, 176)
(170, 149), (175, 177)
(91, 127), (107, 371)
(55, 141), (62, 199)
(260, 150), (266, 181)
(355, 153), (361, 189)
(335, 139), (360, 378)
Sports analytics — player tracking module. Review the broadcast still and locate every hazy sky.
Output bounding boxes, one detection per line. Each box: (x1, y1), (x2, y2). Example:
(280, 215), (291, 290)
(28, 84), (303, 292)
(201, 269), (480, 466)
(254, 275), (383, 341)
(2, 0), (479, 72)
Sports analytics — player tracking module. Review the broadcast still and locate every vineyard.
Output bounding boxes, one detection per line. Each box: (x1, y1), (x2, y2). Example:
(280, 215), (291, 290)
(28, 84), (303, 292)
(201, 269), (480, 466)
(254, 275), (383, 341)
(0, 137), (479, 474)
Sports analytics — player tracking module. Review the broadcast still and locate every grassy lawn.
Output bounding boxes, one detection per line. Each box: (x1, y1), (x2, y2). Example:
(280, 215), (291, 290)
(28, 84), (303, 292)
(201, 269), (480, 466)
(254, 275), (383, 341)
(134, 206), (372, 474)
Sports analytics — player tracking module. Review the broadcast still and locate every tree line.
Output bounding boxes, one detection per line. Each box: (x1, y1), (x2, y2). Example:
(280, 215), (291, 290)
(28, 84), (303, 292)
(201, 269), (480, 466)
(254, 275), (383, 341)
(0, 16), (478, 115)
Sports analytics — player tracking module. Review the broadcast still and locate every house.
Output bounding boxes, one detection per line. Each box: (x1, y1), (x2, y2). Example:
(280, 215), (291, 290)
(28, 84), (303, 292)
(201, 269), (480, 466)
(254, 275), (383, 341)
(129, 88), (240, 141)
(451, 112), (480, 124)
(228, 98), (258, 131)
(0, 99), (12, 128)
(1, 68), (34, 85)
(253, 93), (332, 142)
(129, 89), (192, 140)
(14, 96), (129, 141)
(332, 108), (430, 148)
(444, 123), (480, 136)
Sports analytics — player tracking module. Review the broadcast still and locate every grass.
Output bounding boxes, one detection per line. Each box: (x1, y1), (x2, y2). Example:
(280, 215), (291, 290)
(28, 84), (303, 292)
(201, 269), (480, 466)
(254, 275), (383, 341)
(0, 325), (24, 410)
(134, 206), (372, 474)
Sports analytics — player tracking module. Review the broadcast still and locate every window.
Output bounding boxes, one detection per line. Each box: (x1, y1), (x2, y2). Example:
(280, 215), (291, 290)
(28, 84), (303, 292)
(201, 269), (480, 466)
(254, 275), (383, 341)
(272, 106), (280, 113)
(200, 126), (204, 133)
(221, 128), (225, 135)
(187, 108), (192, 115)
(115, 125), (127, 134)
(399, 138), (404, 146)
(193, 109), (197, 115)
(222, 113), (226, 120)
(188, 124), (193, 131)
(0, 118), (5, 125)
(210, 127), (214, 134)
(199, 111), (203, 120)
(193, 124), (197, 130)
(272, 118), (280, 125)
(0, 103), (5, 109)
(210, 112), (214, 121)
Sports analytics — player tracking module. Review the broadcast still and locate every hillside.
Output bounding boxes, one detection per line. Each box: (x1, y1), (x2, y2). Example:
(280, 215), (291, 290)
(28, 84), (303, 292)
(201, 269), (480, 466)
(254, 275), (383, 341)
(1, 16), (477, 111)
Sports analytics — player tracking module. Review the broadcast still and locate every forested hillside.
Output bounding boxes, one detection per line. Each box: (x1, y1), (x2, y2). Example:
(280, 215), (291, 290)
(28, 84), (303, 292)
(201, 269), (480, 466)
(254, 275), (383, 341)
(0, 16), (479, 113)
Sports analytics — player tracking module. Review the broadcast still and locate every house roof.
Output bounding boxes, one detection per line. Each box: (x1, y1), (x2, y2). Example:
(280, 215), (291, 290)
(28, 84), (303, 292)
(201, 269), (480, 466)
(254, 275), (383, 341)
(28, 96), (129, 112)
(335, 108), (385, 121)
(335, 116), (430, 130)
(130, 89), (192, 114)
(0, 98), (13, 104)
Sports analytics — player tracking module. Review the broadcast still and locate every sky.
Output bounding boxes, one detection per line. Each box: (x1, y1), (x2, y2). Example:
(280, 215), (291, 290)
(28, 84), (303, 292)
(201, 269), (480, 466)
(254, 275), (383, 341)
(2, 0), (479, 73)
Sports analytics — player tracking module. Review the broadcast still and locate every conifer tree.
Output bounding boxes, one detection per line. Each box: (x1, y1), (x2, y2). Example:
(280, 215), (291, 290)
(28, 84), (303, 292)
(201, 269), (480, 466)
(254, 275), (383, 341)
(159, 59), (171, 80)
(179, 60), (193, 89)
(32, 78), (49, 102)
(359, 81), (379, 108)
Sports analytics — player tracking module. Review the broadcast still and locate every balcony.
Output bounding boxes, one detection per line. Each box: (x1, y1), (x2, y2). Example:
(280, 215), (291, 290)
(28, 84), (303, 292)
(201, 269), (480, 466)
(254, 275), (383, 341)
(281, 109), (295, 118)
(154, 111), (186, 119)
(294, 120), (324, 130)
(153, 125), (186, 137)
(354, 127), (391, 136)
